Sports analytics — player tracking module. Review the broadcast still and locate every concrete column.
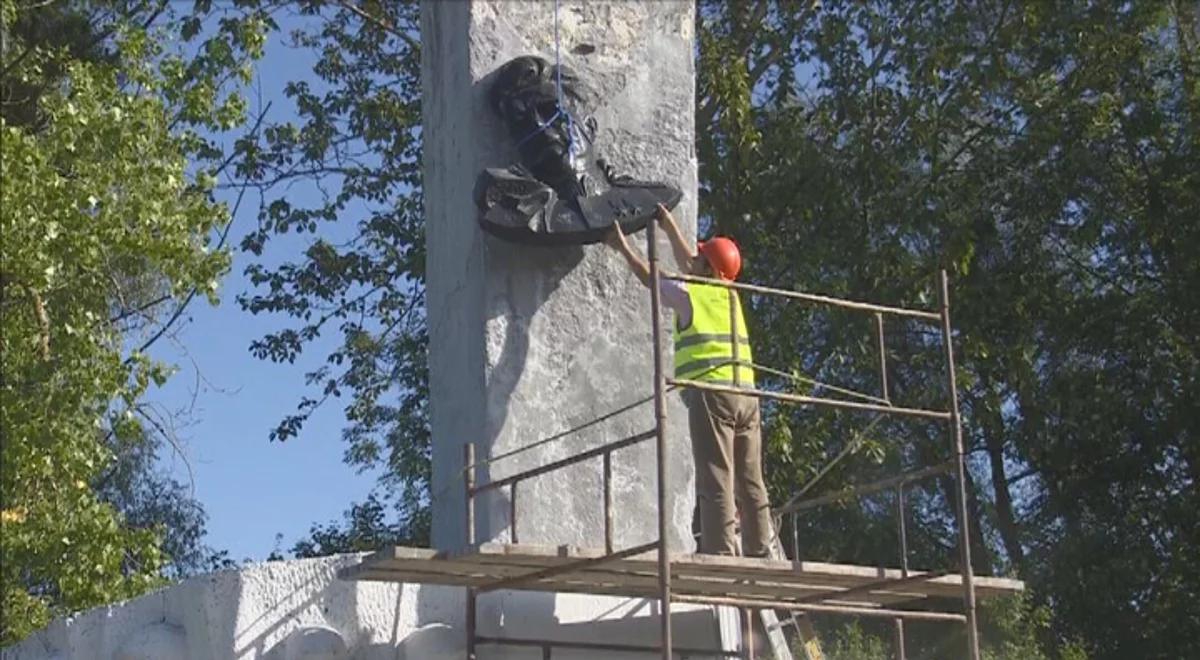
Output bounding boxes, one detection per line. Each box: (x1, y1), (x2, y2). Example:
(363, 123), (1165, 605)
(423, 0), (698, 552)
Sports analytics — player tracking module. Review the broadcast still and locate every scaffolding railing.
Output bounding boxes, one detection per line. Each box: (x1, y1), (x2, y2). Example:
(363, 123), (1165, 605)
(459, 218), (985, 660)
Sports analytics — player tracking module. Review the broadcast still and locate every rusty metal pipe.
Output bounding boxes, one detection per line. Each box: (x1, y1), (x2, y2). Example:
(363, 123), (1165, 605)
(472, 430), (654, 495)
(475, 635), (741, 657)
(477, 540), (660, 593)
(669, 378), (950, 420)
(876, 312), (890, 403)
(603, 450), (613, 554)
(666, 272), (942, 321)
(939, 270), (981, 660)
(648, 216), (673, 660)
(675, 594), (968, 623)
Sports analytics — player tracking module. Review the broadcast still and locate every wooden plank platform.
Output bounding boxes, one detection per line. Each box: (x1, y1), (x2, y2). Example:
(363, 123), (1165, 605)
(339, 543), (1023, 612)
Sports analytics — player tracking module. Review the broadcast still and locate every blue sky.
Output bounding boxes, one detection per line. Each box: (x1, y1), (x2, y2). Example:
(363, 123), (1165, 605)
(148, 13), (380, 563)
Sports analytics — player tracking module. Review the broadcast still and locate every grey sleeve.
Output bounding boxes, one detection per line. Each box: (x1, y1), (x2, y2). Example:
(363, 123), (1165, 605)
(658, 279), (693, 328)
(658, 279), (687, 312)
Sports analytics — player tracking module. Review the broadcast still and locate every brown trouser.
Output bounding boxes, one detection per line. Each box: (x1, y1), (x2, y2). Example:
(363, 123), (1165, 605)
(686, 388), (773, 556)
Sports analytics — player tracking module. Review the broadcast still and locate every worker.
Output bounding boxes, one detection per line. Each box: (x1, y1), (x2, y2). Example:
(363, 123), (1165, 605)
(607, 204), (773, 557)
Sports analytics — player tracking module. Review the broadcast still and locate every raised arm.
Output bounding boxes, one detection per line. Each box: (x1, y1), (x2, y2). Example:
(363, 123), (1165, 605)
(655, 204), (697, 272)
(606, 223), (651, 287)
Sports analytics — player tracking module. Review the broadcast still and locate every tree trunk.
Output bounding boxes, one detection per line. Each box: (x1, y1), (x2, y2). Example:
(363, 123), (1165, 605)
(985, 426), (1025, 574)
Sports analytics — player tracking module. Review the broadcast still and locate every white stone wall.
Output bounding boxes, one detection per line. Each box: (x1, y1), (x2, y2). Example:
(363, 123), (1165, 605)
(2, 556), (729, 660)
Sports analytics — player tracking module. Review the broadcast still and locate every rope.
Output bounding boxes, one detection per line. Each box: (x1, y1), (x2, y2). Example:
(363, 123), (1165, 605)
(465, 361), (733, 473)
(766, 413), (886, 550)
(514, 0), (577, 159)
(782, 413), (885, 509)
(743, 360), (892, 406)
(471, 386), (678, 471)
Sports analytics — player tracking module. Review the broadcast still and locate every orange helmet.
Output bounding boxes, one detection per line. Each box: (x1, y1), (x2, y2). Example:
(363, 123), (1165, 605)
(698, 237), (742, 281)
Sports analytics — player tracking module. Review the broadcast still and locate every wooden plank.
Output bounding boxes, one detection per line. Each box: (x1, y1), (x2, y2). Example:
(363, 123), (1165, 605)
(354, 561), (930, 609)
(343, 544), (1024, 604)
(351, 565), (913, 610)
(363, 554), (931, 606)
(460, 543), (1022, 598)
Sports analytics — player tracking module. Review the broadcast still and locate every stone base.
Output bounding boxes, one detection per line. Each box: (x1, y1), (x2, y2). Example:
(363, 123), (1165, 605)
(2, 555), (732, 660)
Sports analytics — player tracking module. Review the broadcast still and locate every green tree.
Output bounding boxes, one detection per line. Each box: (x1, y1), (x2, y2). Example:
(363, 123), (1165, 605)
(94, 426), (234, 579)
(698, 1), (1198, 657)
(0, 0), (266, 643)
(234, 0), (427, 544)
(285, 494), (425, 559)
(239, 1), (1196, 657)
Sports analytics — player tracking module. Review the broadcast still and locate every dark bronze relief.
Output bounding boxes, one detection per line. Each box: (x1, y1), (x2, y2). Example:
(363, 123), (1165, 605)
(475, 56), (682, 246)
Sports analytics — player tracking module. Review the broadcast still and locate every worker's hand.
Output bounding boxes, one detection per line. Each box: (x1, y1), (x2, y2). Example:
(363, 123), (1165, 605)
(606, 223), (629, 252)
(655, 203), (677, 229)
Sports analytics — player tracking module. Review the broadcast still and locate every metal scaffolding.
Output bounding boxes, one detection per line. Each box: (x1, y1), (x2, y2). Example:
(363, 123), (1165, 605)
(344, 218), (1019, 659)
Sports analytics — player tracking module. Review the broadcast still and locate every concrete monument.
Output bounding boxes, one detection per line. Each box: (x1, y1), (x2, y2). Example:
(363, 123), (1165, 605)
(426, 0), (699, 554)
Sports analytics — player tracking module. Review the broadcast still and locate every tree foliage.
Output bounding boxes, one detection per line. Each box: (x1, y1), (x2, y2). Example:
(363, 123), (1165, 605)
(697, 1), (1198, 657)
(233, 0), (427, 543)
(0, 0), (265, 644)
(94, 426), (234, 579)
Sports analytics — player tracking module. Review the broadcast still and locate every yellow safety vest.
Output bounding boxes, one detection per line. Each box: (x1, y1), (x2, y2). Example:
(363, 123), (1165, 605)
(674, 282), (755, 386)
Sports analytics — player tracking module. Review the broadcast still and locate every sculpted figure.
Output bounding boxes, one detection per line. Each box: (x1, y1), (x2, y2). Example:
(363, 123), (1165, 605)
(475, 56), (682, 245)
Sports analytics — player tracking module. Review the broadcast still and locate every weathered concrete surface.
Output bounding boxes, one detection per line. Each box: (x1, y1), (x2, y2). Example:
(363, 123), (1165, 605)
(2, 555), (727, 660)
(424, 1), (699, 553)
(2, 555), (432, 660)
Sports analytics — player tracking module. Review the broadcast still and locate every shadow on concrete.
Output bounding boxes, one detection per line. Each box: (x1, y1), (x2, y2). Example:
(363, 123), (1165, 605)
(471, 61), (584, 547)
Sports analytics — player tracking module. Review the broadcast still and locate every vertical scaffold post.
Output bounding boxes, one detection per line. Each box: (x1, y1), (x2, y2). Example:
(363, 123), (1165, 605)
(938, 270), (980, 660)
(603, 450), (614, 554)
(875, 312), (889, 404)
(894, 485), (908, 660)
(647, 217), (673, 660)
(510, 482), (519, 544)
(791, 512), (800, 560)
(466, 588), (477, 660)
(464, 443), (477, 660)
(464, 443), (476, 547)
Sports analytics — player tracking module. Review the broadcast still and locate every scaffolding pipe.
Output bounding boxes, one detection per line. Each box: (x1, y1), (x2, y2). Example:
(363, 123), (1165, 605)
(477, 541), (659, 593)
(648, 217), (673, 660)
(791, 512), (800, 560)
(793, 569), (954, 606)
(897, 486), (909, 576)
(510, 482), (518, 544)
(669, 378), (950, 420)
(876, 312), (890, 403)
(475, 635), (741, 658)
(895, 484), (908, 660)
(603, 450), (614, 554)
(471, 429), (655, 494)
(464, 443), (475, 546)
(466, 588), (477, 660)
(666, 272), (942, 321)
(675, 595), (968, 623)
(451, 265), (992, 656)
(939, 270), (981, 660)
(464, 443), (476, 660)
